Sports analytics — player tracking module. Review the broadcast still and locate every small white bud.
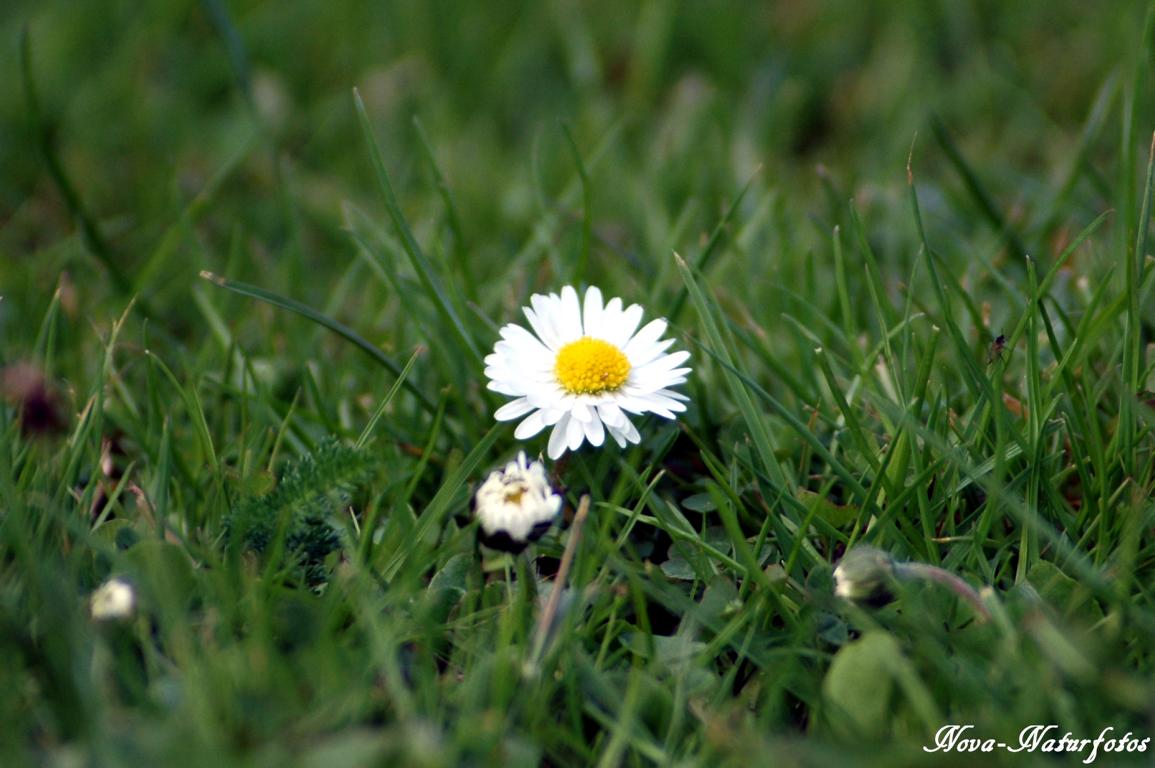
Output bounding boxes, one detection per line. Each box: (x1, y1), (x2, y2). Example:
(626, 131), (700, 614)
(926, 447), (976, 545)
(473, 452), (562, 553)
(833, 546), (896, 604)
(90, 577), (136, 621)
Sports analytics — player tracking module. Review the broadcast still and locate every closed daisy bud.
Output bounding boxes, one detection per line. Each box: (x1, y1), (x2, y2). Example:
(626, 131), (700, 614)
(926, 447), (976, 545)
(474, 452), (562, 553)
(832, 546), (896, 605)
(90, 577), (137, 621)
(833, 546), (991, 622)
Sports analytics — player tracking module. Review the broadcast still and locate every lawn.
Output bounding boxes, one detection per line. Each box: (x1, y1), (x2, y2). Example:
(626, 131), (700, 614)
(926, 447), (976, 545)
(2, 1), (1154, 765)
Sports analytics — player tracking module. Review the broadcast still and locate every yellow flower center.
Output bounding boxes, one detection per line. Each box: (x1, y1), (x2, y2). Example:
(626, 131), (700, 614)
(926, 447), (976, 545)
(503, 485), (527, 505)
(554, 337), (631, 395)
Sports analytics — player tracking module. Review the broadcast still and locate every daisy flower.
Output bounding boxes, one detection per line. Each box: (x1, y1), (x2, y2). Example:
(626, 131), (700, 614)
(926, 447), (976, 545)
(485, 285), (691, 459)
(474, 451), (563, 553)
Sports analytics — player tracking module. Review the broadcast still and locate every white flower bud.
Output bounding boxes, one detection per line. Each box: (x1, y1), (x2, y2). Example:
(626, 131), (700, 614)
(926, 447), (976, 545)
(90, 577), (136, 621)
(833, 546), (896, 604)
(473, 452), (562, 553)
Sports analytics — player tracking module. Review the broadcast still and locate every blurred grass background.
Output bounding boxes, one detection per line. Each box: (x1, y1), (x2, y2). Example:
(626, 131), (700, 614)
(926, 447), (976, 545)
(4, 1), (1147, 326)
(2, 1), (1155, 766)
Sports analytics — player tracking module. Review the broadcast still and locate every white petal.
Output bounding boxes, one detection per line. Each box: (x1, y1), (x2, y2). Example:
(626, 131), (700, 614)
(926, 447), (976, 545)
(527, 294), (563, 349)
(521, 310), (550, 351)
(571, 401), (591, 422)
(596, 401), (628, 429)
(653, 388), (691, 405)
(548, 414), (571, 459)
(626, 338), (675, 368)
(606, 419), (640, 446)
(514, 410), (548, 439)
(582, 286), (604, 338)
(614, 395), (654, 415)
(635, 349), (691, 374)
(601, 297), (623, 328)
(604, 303), (644, 348)
(500, 323), (554, 358)
(624, 389), (688, 417)
(623, 318), (668, 360)
(566, 415), (585, 451)
(582, 413), (605, 447)
(487, 379), (523, 396)
(527, 389), (561, 409)
(495, 398), (535, 421)
(558, 286), (582, 341)
(630, 368), (692, 391)
(540, 406), (567, 426)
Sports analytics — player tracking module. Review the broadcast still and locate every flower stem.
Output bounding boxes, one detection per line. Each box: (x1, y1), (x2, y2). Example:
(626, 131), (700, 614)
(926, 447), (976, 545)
(895, 561), (991, 623)
(529, 494), (591, 669)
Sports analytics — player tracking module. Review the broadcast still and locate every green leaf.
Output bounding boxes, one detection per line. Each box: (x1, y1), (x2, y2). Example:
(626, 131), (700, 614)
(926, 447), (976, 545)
(1026, 560), (1105, 625)
(822, 631), (899, 740)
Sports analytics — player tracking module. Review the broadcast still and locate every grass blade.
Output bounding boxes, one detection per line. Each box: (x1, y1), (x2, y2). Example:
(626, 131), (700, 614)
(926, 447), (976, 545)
(199, 270), (437, 415)
(413, 116), (472, 298)
(352, 88), (482, 366)
(561, 123), (592, 285)
(668, 168), (761, 323)
(675, 252), (791, 492)
(1122, 131), (1155, 480)
(931, 115), (1028, 261)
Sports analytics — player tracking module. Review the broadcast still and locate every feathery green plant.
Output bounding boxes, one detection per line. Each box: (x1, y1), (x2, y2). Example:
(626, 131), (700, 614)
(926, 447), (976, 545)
(224, 437), (375, 585)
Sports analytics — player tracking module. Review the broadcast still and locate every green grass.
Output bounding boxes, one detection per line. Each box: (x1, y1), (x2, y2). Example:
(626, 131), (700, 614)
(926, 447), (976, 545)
(2, 1), (1155, 765)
